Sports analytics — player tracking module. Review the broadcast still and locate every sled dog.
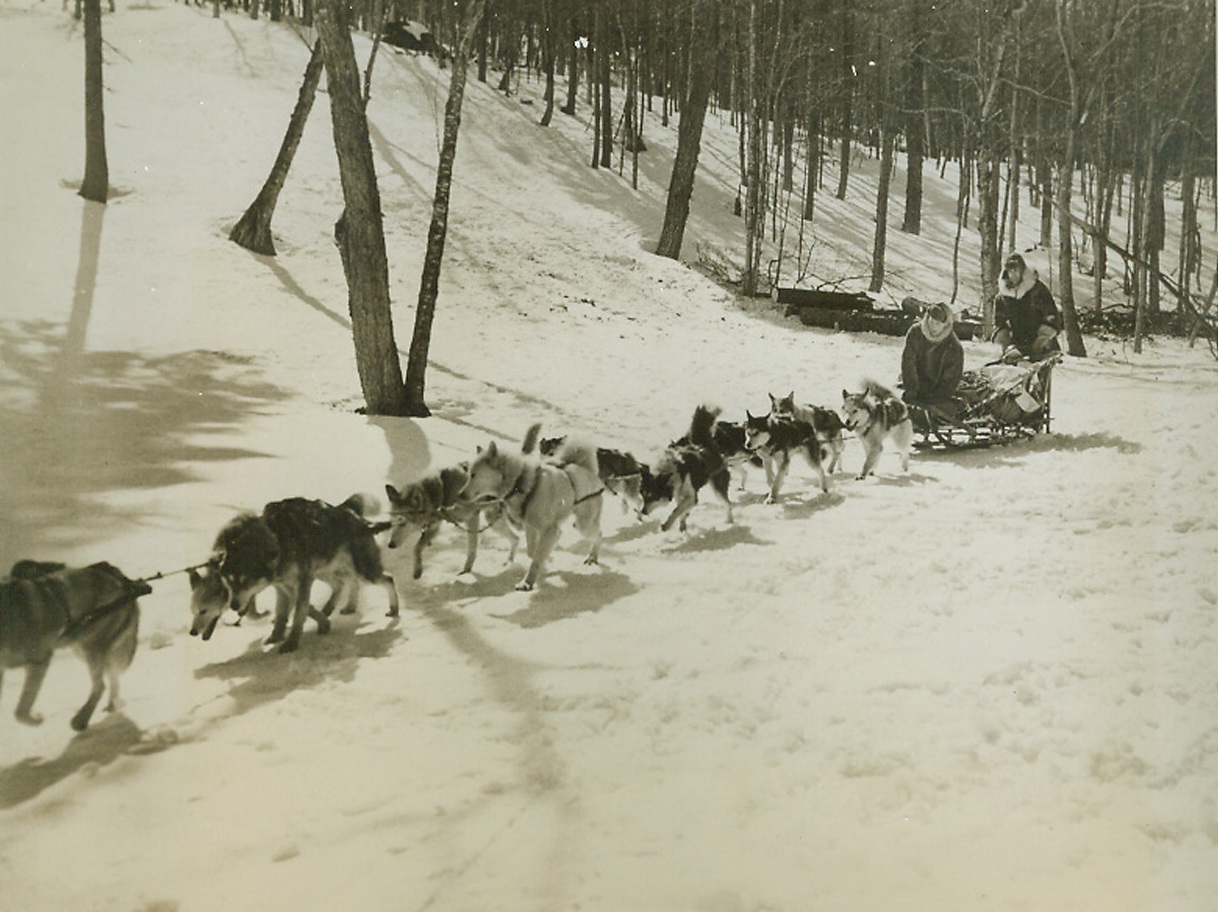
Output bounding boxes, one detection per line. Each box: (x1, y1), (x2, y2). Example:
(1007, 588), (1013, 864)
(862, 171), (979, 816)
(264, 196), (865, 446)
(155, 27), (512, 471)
(639, 405), (734, 531)
(769, 392), (846, 474)
(385, 462), (520, 580)
(840, 381), (914, 478)
(190, 494), (399, 654)
(463, 425), (604, 590)
(1, 560), (150, 730)
(744, 407), (830, 503)
(539, 436), (647, 515)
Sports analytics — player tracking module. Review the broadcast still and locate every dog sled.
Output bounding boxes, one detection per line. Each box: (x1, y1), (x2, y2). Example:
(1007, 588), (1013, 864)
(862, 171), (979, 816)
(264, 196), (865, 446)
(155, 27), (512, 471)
(909, 353), (1061, 450)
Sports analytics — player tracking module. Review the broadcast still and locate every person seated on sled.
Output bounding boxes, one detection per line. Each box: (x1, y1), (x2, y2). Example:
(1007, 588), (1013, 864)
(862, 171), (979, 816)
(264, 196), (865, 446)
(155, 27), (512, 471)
(993, 252), (1061, 362)
(901, 301), (964, 426)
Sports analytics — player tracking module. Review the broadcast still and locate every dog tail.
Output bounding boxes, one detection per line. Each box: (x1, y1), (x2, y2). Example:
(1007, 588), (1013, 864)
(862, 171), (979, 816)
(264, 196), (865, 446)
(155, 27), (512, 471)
(340, 492), (382, 519)
(520, 422), (542, 454)
(554, 437), (599, 477)
(689, 404), (721, 448)
(861, 378), (896, 400)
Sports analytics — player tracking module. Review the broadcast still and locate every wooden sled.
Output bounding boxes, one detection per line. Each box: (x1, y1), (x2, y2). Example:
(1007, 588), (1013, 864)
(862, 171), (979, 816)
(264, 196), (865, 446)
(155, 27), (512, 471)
(910, 353), (1061, 450)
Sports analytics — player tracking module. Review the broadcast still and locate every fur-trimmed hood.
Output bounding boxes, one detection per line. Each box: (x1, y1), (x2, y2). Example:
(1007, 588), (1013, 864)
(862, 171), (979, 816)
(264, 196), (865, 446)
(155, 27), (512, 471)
(1004, 267), (1039, 300)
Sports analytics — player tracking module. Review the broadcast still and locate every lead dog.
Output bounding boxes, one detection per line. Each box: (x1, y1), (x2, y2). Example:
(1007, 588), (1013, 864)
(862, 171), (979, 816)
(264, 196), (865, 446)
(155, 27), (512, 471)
(840, 381), (914, 478)
(1, 560), (150, 730)
(463, 425), (604, 591)
(189, 494), (399, 654)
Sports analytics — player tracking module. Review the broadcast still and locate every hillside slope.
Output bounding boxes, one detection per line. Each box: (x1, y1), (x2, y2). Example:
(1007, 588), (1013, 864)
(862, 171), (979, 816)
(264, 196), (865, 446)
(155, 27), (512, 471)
(2, 7), (1217, 912)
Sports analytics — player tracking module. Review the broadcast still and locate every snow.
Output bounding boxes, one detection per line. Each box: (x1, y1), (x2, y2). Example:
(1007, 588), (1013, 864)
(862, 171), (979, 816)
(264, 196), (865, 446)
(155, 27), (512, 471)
(2, 4), (1217, 911)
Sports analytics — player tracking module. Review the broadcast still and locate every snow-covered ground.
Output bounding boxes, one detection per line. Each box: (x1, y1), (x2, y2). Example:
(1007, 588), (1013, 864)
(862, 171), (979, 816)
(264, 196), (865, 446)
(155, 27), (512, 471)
(2, 5), (1217, 911)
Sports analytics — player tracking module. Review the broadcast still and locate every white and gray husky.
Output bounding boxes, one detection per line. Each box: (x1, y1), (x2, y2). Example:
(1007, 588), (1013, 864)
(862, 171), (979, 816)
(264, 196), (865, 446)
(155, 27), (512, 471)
(462, 425), (604, 591)
(840, 381), (914, 479)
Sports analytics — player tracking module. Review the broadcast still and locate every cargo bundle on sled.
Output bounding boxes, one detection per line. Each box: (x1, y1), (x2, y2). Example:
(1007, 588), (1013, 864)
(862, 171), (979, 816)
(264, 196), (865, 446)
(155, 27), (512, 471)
(908, 353), (1061, 450)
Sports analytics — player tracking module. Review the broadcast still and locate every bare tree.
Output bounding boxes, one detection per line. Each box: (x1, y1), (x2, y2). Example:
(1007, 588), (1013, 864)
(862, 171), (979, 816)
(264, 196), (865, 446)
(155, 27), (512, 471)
(315, 0), (409, 415)
(656, 0), (713, 261)
(79, 0), (109, 204)
(230, 41), (324, 256)
(403, 0), (488, 416)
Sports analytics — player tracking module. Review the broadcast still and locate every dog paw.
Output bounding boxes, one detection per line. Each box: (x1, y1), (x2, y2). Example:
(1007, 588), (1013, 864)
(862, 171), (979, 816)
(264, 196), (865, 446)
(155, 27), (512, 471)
(315, 619), (332, 636)
(277, 641), (299, 654)
(70, 713), (92, 732)
(16, 711), (44, 727)
(515, 580), (536, 592)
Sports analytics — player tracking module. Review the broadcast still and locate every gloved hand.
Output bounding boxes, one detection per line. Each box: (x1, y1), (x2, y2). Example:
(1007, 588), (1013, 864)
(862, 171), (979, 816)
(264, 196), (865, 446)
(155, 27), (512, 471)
(1032, 324), (1059, 354)
(1001, 346), (1024, 364)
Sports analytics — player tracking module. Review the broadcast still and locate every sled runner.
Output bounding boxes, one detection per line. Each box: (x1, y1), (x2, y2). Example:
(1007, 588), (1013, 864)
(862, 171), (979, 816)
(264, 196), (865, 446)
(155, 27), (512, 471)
(909, 353), (1061, 450)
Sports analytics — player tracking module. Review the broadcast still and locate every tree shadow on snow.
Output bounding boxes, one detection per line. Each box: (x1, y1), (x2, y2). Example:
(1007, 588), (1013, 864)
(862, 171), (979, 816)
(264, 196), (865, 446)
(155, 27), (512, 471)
(0, 712), (145, 809)
(0, 321), (292, 564)
(190, 619), (402, 723)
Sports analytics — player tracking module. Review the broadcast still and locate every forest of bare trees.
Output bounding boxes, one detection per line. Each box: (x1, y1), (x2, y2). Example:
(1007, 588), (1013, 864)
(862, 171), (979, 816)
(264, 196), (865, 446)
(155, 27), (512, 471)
(88, 0), (1217, 411)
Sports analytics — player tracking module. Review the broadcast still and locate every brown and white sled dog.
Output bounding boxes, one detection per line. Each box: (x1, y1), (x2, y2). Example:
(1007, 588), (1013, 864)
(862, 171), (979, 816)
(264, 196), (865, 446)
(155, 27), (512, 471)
(769, 392), (846, 474)
(840, 381), (914, 479)
(462, 425), (604, 591)
(189, 494), (399, 654)
(385, 462), (521, 580)
(744, 406), (829, 503)
(1, 560), (150, 731)
(639, 405), (734, 531)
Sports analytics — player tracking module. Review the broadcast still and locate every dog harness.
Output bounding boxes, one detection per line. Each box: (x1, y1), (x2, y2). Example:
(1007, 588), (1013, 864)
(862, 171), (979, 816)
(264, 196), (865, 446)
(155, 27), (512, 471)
(504, 464), (604, 514)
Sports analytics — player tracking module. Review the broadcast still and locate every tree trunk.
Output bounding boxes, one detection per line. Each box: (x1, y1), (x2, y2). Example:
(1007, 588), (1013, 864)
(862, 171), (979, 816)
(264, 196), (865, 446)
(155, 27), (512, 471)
(230, 40), (324, 256)
(900, 0), (925, 235)
(539, 2), (556, 127)
(978, 156), (1001, 335)
(1056, 131), (1087, 356)
(80, 0), (109, 204)
(835, 4), (853, 201)
(742, 0), (763, 296)
(315, 0), (409, 416)
(561, 20), (579, 115)
(1038, 158), (1053, 247)
(655, 1), (712, 261)
(598, 10), (613, 169)
(869, 128), (894, 293)
(403, 0), (486, 416)
(802, 108), (819, 222)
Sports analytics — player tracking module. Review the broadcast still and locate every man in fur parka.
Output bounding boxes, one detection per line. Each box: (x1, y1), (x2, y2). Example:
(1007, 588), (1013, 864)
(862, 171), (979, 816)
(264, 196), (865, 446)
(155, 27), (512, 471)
(994, 252), (1062, 360)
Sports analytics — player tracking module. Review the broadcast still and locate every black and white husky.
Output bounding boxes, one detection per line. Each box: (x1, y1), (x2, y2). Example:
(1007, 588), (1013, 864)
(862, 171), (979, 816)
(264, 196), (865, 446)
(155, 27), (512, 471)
(639, 405), (734, 531)
(539, 436), (647, 515)
(769, 391), (846, 474)
(743, 407), (829, 503)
